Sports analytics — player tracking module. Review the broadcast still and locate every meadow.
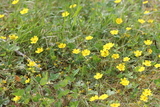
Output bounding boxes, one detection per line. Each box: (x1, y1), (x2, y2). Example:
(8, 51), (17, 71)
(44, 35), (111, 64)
(0, 0), (160, 107)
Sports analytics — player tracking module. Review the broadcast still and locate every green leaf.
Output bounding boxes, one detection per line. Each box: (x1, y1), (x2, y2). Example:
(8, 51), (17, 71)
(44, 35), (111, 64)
(0, 52), (6, 56)
(49, 73), (59, 81)
(24, 98), (30, 104)
(32, 94), (41, 102)
(87, 90), (98, 95)
(58, 89), (70, 98)
(0, 42), (20, 52)
(12, 89), (25, 96)
(154, 78), (160, 87)
(25, 85), (31, 92)
(73, 6), (82, 17)
(92, 55), (101, 63)
(40, 78), (48, 85)
(7, 44), (20, 51)
(69, 101), (79, 107)
(58, 79), (68, 87)
(54, 101), (62, 107)
(106, 89), (116, 96)
(54, 79), (69, 89)
(40, 72), (48, 85)
(72, 69), (79, 76)
(0, 97), (10, 106)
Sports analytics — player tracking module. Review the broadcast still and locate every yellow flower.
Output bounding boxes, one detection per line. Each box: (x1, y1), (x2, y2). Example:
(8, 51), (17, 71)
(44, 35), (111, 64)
(3, 87), (7, 91)
(89, 95), (99, 101)
(144, 11), (150, 14)
(134, 50), (142, 57)
(147, 49), (152, 54)
(98, 94), (108, 100)
(2, 80), (7, 83)
(114, 0), (121, 3)
(153, 8), (157, 11)
(112, 54), (120, 59)
(126, 27), (132, 30)
(116, 89), (121, 93)
(138, 19), (145, 24)
(143, 1), (148, 4)
(140, 95), (148, 102)
(116, 63), (125, 71)
(0, 36), (6, 39)
(124, 33), (130, 37)
(123, 57), (130, 62)
(116, 18), (123, 24)
(143, 60), (151, 66)
(103, 43), (114, 50)
(31, 70), (36, 73)
(120, 78), (129, 86)
(100, 49), (109, 57)
(88, 88), (92, 91)
(72, 49), (80, 54)
(12, 96), (21, 102)
(27, 60), (36, 67)
(147, 19), (154, 23)
(144, 40), (152, 45)
(94, 73), (103, 79)
(154, 64), (160, 68)
(30, 36), (38, 44)
(69, 4), (77, 8)
(58, 43), (66, 48)
(46, 48), (50, 50)
(62, 11), (70, 17)
(158, 55), (160, 58)
(9, 34), (18, 40)
(12, 0), (19, 4)
(142, 89), (152, 96)
(85, 36), (93, 40)
(20, 8), (29, 14)
(36, 74), (42, 77)
(0, 14), (5, 18)
(81, 49), (90, 56)
(110, 30), (119, 35)
(35, 47), (43, 53)
(138, 66), (145, 72)
(110, 103), (121, 107)
(37, 64), (41, 68)
(25, 78), (30, 83)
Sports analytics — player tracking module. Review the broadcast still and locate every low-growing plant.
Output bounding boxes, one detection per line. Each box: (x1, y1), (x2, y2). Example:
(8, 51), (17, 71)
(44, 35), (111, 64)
(0, 0), (160, 107)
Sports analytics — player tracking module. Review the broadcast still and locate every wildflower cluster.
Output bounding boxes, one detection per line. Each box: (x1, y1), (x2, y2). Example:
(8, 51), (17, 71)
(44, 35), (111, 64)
(89, 94), (109, 101)
(0, 0), (159, 106)
(100, 42), (114, 57)
(140, 89), (152, 102)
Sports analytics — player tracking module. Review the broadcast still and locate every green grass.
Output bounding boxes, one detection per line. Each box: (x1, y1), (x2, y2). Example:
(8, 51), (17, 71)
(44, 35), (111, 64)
(0, 0), (160, 107)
